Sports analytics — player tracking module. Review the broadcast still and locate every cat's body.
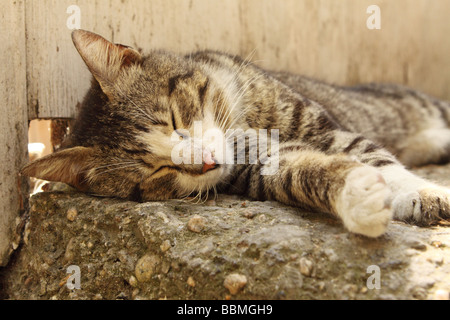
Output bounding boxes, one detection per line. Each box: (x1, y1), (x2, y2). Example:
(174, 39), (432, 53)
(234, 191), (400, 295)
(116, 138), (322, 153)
(274, 72), (450, 167)
(22, 30), (450, 237)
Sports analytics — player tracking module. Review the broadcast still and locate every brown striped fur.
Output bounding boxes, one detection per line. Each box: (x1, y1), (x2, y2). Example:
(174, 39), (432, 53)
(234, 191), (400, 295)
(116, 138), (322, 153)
(21, 30), (450, 237)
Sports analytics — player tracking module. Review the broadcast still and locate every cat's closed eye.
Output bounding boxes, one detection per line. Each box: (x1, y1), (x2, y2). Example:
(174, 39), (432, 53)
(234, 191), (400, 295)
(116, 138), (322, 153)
(171, 110), (178, 130)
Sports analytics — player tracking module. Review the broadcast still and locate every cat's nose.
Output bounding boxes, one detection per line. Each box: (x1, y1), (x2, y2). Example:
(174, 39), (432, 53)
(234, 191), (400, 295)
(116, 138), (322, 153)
(202, 160), (216, 173)
(202, 149), (216, 173)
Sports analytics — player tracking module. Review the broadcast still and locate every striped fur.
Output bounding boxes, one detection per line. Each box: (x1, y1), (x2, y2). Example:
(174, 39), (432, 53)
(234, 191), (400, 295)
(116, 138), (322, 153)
(21, 30), (450, 237)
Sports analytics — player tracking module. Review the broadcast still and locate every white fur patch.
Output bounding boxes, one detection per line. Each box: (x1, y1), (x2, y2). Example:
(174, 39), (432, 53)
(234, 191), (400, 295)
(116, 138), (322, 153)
(398, 128), (450, 167)
(379, 165), (450, 222)
(176, 165), (232, 196)
(336, 166), (392, 237)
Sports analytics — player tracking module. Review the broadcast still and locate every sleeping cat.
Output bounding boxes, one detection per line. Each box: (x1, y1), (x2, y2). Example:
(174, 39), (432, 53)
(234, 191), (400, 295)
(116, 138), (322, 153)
(21, 30), (450, 238)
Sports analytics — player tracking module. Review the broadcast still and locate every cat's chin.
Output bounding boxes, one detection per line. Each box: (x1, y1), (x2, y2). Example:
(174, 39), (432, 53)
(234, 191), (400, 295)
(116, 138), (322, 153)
(176, 164), (232, 195)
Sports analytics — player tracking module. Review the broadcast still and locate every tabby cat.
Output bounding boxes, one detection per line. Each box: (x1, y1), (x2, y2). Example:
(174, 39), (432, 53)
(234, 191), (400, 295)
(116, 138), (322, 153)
(21, 30), (450, 237)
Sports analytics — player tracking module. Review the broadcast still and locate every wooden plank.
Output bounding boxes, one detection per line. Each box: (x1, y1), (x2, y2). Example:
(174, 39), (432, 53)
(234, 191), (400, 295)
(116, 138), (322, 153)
(27, 0), (450, 119)
(25, 0), (93, 119)
(0, 0), (28, 266)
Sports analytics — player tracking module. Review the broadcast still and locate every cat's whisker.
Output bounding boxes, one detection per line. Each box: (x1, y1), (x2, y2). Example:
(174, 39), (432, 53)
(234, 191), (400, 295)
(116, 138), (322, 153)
(224, 84), (264, 129)
(220, 74), (263, 127)
(180, 185), (199, 201)
(206, 53), (254, 131)
(202, 188), (209, 204)
(219, 74), (264, 131)
(194, 190), (202, 204)
(204, 184), (217, 203)
(184, 187), (202, 204)
(201, 188), (208, 203)
(118, 176), (129, 190)
(214, 50), (259, 129)
(214, 76), (239, 131)
(212, 90), (227, 130)
(216, 71), (255, 128)
(213, 185), (218, 201)
(224, 102), (262, 134)
(180, 194), (193, 201)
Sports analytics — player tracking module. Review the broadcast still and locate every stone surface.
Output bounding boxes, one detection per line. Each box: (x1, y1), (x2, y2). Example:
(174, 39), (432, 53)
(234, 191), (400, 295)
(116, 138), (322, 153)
(223, 273), (248, 295)
(1, 164), (450, 300)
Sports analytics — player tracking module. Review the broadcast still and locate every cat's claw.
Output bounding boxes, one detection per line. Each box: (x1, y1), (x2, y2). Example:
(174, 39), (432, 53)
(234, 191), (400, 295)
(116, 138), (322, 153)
(336, 166), (393, 237)
(392, 187), (450, 225)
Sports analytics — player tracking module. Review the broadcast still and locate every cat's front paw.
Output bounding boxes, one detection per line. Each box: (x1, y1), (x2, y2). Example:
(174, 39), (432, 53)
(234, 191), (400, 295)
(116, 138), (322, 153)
(336, 166), (393, 237)
(392, 187), (450, 225)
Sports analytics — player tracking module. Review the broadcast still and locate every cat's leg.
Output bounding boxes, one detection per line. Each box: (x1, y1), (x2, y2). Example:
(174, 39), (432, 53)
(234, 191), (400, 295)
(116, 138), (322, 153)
(327, 130), (450, 225)
(378, 165), (450, 224)
(237, 146), (393, 237)
(397, 128), (450, 167)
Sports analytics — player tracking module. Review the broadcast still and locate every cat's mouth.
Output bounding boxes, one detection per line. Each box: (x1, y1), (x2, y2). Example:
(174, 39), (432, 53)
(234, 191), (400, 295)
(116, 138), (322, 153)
(202, 155), (220, 173)
(175, 162), (230, 196)
(202, 162), (220, 174)
(189, 163), (222, 176)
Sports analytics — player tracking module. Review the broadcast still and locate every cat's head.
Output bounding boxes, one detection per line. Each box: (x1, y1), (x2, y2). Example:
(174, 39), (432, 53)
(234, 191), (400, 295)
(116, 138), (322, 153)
(21, 30), (236, 201)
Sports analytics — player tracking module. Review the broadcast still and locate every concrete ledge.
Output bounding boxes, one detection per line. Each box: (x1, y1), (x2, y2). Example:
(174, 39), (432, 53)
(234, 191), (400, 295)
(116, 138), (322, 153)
(2, 164), (450, 300)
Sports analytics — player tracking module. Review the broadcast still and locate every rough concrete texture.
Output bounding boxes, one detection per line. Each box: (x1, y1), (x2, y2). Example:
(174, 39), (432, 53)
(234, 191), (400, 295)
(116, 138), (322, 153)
(2, 164), (450, 300)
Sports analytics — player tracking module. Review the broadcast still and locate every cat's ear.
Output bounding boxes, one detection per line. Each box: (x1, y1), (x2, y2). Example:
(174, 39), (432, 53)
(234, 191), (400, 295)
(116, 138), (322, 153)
(20, 146), (96, 192)
(71, 29), (142, 97)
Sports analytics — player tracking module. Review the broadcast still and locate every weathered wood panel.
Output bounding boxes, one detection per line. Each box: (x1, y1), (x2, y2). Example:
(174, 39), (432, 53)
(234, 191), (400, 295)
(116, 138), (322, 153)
(26, 0), (450, 119)
(0, 0), (28, 266)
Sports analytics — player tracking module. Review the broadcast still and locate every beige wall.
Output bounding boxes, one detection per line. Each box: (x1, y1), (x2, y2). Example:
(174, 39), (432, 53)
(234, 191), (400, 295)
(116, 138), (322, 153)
(26, 0), (450, 119)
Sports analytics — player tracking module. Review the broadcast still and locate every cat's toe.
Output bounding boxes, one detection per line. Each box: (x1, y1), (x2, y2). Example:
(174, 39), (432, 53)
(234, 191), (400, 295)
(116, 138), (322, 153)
(336, 166), (393, 237)
(393, 187), (450, 225)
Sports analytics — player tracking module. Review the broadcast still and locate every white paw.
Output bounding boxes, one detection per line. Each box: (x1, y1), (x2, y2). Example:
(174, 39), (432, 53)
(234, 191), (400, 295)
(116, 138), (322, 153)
(392, 187), (450, 225)
(336, 166), (393, 237)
